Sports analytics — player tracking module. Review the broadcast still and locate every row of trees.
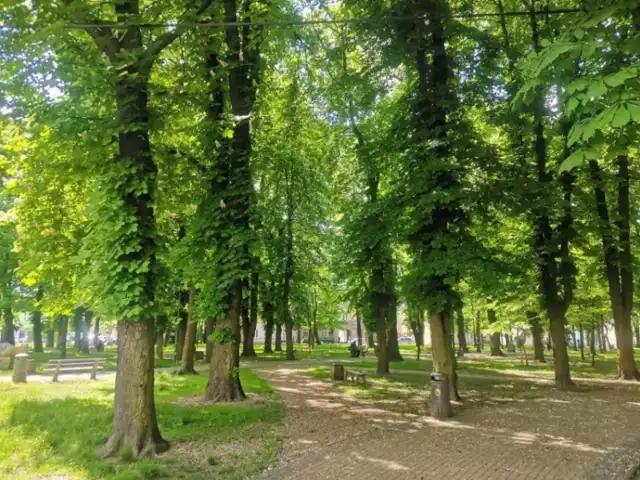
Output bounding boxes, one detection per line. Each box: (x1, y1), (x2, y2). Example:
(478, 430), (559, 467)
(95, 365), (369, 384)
(1, 0), (639, 459)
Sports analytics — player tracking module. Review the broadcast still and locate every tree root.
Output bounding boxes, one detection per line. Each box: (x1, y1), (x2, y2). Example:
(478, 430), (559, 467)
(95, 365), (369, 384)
(101, 433), (169, 459)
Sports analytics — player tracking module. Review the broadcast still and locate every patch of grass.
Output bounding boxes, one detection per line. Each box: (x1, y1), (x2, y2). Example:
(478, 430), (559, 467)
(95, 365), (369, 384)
(343, 348), (640, 380)
(0, 369), (284, 480)
(0, 346), (176, 376)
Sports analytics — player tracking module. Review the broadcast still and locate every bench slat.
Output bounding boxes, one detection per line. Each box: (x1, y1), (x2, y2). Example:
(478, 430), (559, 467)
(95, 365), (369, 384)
(46, 360), (106, 366)
(44, 366), (105, 372)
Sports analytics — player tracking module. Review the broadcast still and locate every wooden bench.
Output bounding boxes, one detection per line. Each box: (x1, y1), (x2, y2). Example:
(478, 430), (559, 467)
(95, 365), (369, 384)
(44, 358), (106, 382)
(345, 370), (367, 384)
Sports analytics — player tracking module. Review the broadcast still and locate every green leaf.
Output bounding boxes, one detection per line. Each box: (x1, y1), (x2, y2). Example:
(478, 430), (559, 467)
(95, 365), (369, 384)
(627, 102), (640, 123)
(559, 151), (585, 172)
(586, 80), (607, 99)
(222, 128), (234, 139)
(603, 69), (636, 88)
(611, 106), (631, 128)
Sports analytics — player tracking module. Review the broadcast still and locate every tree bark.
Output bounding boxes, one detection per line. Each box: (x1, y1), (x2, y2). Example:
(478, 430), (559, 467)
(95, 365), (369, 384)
(579, 323), (585, 361)
(367, 330), (375, 348)
(1, 304), (14, 345)
(589, 158), (639, 379)
(93, 317), (100, 347)
(73, 308), (83, 351)
(527, 4), (575, 389)
(430, 310), (459, 401)
(456, 308), (468, 355)
(205, 317), (215, 362)
(527, 311), (545, 363)
(46, 322), (55, 349)
(155, 331), (164, 361)
(204, 281), (245, 402)
(635, 322), (640, 348)
(591, 317), (597, 367)
(356, 311), (363, 347)
(488, 309), (504, 356)
(32, 288), (44, 352)
(242, 269), (259, 357)
(549, 307), (573, 388)
(386, 294), (403, 362)
(58, 316), (68, 359)
(81, 310), (92, 354)
(102, 319), (167, 457)
(176, 289), (189, 361)
(179, 285), (198, 375)
(275, 323), (282, 352)
(314, 322), (321, 345)
(373, 291), (389, 376)
(263, 311), (274, 354)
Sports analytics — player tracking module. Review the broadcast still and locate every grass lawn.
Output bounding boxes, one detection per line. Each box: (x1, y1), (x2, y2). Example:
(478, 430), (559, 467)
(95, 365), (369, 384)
(0, 346), (176, 376)
(0, 369), (284, 480)
(344, 348), (640, 380)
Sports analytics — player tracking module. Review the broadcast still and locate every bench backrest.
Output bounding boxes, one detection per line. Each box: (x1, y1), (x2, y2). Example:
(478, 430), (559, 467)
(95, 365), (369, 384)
(47, 358), (106, 368)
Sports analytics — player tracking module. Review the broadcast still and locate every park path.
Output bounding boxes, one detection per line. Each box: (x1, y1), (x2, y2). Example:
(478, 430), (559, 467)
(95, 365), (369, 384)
(252, 360), (640, 480)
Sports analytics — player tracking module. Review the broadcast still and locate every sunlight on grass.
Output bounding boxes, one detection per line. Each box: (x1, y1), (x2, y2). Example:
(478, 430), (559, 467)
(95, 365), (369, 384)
(0, 369), (284, 480)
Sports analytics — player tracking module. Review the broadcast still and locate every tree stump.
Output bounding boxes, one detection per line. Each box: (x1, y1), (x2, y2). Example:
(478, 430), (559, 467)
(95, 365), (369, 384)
(12, 353), (28, 383)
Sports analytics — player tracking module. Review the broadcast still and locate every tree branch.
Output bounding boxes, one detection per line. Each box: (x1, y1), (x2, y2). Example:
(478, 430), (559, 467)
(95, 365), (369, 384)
(145, 0), (215, 60)
(62, 0), (119, 61)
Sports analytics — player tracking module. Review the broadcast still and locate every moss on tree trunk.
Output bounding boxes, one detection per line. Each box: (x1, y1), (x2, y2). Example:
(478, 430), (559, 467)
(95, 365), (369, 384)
(204, 283), (245, 402)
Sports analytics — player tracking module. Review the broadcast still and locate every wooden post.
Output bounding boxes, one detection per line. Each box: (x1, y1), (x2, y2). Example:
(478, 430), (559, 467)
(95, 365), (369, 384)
(90, 360), (98, 380)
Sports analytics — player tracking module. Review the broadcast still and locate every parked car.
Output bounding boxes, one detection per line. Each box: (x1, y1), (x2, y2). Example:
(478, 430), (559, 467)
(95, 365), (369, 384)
(398, 336), (414, 344)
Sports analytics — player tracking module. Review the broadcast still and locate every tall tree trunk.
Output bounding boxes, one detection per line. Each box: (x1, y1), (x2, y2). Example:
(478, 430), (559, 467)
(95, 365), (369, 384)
(179, 285), (198, 375)
(82, 310), (92, 355)
(32, 287), (44, 352)
(367, 330), (374, 348)
(579, 323), (585, 361)
(242, 269), (259, 357)
(46, 322), (55, 349)
(356, 310), (363, 347)
(296, 327), (301, 344)
(635, 322), (640, 348)
(93, 316), (100, 347)
(176, 289), (189, 361)
(456, 308), (468, 355)
(285, 316), (294, 361)
(549, 308), (573, 388)
(488, 309), (504, 356)
(571, 327), (578, 351)
(156, 331), (164, 361)
(475, 312), (482, 353)
(102, 319), (167, 457)
(263, 310), (274, 354)
(58, 316), (68, 359)
(430, 310), (459, 401)
(205, 282), (245, 402)
(283, 182), (295, 361)
(73, 308), (83, 350)
(374, 293), (389, 376)
(387, 295), (403, 362)
(589, 158), (639, 379)
(313, 322), (321, 345)
(527, 311), (545, 363)
(591, 317), (597, 366)
(275, 323), (282, 352)
(528, 3), (574, 389)
(1, 304), (14, 345)
(205, 317), (215, 362)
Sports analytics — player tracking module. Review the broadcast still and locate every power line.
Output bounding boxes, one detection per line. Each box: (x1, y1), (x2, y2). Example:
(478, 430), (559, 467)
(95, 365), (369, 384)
(0, 9), (583, 31)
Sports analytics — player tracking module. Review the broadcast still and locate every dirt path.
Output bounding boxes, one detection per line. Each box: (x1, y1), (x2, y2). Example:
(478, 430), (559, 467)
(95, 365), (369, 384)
(253, 360), (640, 480)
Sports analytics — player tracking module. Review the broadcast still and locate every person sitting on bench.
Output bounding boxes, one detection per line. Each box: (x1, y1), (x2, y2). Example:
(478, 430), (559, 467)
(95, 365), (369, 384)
(348, 340), (360, 358)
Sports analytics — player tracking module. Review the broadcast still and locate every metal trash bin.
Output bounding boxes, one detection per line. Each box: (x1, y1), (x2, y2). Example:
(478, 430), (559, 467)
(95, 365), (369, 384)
(430, 372), (452, 418)
(331, 363), (345, 381)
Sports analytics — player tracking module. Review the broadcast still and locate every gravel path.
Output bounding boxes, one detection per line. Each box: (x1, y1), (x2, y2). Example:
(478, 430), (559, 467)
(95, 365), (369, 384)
(253, 360), (640, 480)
